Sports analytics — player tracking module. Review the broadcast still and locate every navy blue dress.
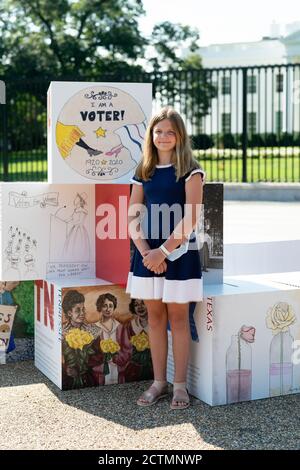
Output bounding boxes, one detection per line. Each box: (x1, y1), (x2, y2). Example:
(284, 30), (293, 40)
(126, 163), (205, 303)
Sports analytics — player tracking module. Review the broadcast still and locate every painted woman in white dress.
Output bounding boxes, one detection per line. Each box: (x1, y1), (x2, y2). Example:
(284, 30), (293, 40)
(88, 293), (131, 386)
(63, 192), (90, 262)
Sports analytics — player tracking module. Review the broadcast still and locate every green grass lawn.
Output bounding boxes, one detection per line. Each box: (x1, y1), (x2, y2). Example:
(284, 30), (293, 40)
(200, 156), (300, 182)
(1, 147), (300, 182)
(196, 147), (300, 182)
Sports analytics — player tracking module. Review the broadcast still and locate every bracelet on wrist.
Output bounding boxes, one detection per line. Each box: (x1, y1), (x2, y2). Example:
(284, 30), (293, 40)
(159, 244), (171, 257)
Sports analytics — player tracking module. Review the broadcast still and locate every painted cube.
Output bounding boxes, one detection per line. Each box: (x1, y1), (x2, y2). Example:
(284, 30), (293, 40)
(34, 278), (153, 390)
(167, 273), (300, 405)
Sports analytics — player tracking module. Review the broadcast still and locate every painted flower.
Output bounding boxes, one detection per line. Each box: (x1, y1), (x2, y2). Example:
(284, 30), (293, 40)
(99, 338), (120, 375)
(63, 328), (95, 388)
(266, 302), (296, 335)
(100, 338), (120, 354)
(130, 331), (150, 352)
(239, 325), (256, 343)
(65, 328), (93, 350)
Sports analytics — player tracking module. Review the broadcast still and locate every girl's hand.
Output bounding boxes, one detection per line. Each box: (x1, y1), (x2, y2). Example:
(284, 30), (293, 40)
(141, 249), (151, 257)
(142, 248), (166, 271)
(153, 260), (167, 275)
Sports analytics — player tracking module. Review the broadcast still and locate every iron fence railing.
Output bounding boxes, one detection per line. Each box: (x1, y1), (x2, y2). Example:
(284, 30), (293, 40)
(1, 64), (300, 182)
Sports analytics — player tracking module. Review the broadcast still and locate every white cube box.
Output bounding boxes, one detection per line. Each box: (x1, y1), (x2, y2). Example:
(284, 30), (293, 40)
(35, 278), (153, 390)
(0, 182), (95, 281)
(167, 273), (300, 405)
(48, 81), (152, 184)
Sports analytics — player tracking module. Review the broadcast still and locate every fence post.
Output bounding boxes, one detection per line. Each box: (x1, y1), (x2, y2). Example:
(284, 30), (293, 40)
(0, 80), (8, 181)
(241, 68), (248, 182)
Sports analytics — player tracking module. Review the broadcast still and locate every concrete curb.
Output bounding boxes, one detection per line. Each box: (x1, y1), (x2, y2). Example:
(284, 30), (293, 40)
(224, 183), (300, 201)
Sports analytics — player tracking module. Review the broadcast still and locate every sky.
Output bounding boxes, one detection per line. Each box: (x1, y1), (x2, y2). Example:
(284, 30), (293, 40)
(139, 0), (300, 46)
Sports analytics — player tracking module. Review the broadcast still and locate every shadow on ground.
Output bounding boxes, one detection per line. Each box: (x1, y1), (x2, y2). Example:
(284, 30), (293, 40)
(1, 361), (300, 450)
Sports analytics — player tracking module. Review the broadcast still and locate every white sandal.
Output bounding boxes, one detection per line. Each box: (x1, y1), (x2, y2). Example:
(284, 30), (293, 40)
(137, 384), (169, 407)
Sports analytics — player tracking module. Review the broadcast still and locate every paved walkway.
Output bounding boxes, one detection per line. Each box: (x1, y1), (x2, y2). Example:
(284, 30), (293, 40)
(0, 361), (300, 450)
(224, 201), (300, 275)
(224, 201), (300, 244)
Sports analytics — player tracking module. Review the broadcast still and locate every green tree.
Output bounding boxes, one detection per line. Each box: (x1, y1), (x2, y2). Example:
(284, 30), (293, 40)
(149, 23), (216, 131)
(149, 21), (200, 71)
(0, 0), (147, 79)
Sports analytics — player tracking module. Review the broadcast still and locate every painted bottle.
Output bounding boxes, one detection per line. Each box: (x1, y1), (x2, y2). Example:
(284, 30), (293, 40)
(226, 334), (252, 404)
(269, 330), (293, 396)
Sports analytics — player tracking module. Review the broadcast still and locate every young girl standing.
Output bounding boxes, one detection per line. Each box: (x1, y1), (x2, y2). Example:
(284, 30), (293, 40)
(126, 106), (205, 409)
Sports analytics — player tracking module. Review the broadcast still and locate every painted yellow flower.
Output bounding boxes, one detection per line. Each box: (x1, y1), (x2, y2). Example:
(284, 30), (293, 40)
(266, 302), (296, 334)
(65, 328), (93, 350)
(130, 331), (150, 352)
(100, 338), (120, 354)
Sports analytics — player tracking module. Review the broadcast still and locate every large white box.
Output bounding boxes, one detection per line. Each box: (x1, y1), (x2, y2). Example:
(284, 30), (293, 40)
(167, 273), (300, 405)
(48, 81), (152, 184)
(34, 278), (153, 390)
(0, 183), (95, 281)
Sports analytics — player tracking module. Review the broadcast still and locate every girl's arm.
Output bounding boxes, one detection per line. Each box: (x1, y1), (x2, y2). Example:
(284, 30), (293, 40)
(163, 173), (203, 253)
(127, 184), (151, 256)
(142, 173), (203, 271)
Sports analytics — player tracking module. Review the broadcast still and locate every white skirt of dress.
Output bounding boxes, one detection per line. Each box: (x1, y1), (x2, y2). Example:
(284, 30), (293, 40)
(126, 272), (203, 304)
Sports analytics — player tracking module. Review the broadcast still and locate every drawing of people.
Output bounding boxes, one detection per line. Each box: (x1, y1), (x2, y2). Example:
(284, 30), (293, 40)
(5, 253), (21, 279)
(56, 121), (102, 159)
(113, 122), (146, 164)
(23, 253), (38, 280)
(88, 293), (131, 386)
(63, 192), (90, 262)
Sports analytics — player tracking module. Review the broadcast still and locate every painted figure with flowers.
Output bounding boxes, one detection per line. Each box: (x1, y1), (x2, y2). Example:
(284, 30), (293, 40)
(125, 299), (153, 381)
(62, 289), (96, 389)
(88, 293), (131, 385)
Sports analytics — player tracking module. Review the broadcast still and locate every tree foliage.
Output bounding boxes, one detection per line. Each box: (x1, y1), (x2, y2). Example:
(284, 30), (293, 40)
(0, 0), (147, 79)
(0, 0), (216, 156)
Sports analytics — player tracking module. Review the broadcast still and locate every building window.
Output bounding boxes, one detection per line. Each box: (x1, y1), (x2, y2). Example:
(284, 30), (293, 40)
(247, 112), (256, 134)
(276, 74), (284, 93)
(247, 75), (257, 94)
(276, 111), (283, 133)
(221, 76), (231, 95)
(212, 80), (218, 96)
(222, 113), (231, 133)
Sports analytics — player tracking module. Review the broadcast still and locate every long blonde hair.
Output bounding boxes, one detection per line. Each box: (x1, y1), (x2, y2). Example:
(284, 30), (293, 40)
(135, 106), (200, 181)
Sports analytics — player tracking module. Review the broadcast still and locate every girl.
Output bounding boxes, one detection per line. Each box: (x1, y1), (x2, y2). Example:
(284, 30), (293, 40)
(126, 106), (205, 410)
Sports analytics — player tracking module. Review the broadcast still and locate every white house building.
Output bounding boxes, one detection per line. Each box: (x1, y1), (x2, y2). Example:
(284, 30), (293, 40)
(194, 22), (300, 136)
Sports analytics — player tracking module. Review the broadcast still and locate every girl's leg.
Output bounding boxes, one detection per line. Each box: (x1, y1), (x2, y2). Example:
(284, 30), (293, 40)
(144, 299), (168, 380)
(137, 299), (168, 405)
(167, 302), (190, 407)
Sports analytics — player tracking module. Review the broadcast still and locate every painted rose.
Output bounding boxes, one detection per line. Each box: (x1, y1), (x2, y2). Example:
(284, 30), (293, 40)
(65, 328), (93, 350)
(239, 325), (256, 343)
(130, 331), (150, 352)
(266, 302), (296, 334)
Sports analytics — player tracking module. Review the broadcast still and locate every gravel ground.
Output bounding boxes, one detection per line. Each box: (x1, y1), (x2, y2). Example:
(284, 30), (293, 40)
(1, 361), (300, 450)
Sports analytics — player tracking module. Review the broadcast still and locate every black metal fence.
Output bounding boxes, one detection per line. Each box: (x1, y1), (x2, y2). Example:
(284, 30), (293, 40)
(1, 64), (300, 182)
